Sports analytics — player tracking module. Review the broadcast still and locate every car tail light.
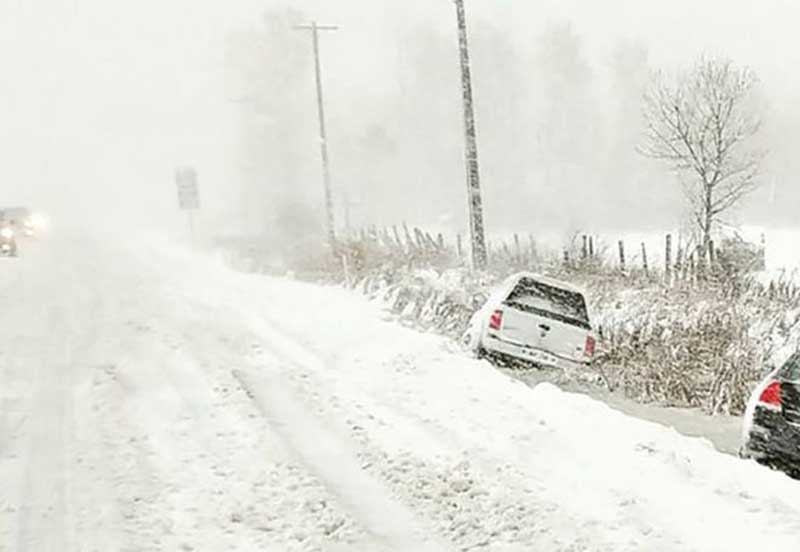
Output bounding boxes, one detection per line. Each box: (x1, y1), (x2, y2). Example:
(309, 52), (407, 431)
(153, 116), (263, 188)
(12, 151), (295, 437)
(584, 335), (596, 357)
(488, 310), (503, 330)
(758, 380), (782, 409)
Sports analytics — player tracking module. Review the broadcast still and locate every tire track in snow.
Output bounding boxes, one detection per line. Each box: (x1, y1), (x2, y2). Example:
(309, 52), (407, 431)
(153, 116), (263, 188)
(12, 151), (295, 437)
(14, 307), (73, 552)
(235, 313), (610, 549)
(127, 273), (453, 550)
(233, 367), (449, 552)
(237, 317), (620, 551)
(11, 260), (116, 552)
(104, 309), (382, 551)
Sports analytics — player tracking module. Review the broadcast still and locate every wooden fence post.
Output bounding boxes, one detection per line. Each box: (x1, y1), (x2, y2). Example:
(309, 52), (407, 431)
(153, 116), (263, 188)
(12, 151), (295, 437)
(392, 225), (404, 252)
(641, 242), (649, 274)
(402, 222), (413, 249)
(618, 240), (626, 272)
(424, 231), (437, 250)
(582, 235), (588, 260)
(341, 254), (351, 287)
(589, 236), (595, 258)
(413, 228), (425, 250)
(665, 234), (672, 277)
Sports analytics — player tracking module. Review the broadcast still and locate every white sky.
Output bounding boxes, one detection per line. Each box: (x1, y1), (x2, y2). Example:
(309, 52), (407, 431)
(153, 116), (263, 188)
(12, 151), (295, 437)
(0, 0), (797, 229)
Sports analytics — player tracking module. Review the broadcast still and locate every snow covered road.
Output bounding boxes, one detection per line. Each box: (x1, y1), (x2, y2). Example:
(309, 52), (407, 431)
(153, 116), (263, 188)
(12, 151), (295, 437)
(2, 234), (800, 551)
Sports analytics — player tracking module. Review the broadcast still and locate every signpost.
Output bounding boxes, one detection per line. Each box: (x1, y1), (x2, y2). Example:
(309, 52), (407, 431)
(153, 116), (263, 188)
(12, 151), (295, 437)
(176, 167), (200, 242)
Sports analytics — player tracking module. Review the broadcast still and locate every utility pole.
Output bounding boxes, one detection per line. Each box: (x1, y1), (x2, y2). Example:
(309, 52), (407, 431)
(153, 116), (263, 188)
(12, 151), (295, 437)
(294, 21), (339, 253)
(452, 0), (488, 270)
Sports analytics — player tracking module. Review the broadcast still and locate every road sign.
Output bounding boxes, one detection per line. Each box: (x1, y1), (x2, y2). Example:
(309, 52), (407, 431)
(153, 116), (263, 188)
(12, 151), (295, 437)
(176, 167), (200, 210)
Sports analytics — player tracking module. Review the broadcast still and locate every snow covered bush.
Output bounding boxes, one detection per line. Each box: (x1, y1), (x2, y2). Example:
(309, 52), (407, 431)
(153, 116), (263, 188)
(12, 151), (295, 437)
(594, 276), (800, 415)
(358, 268), (489, 337)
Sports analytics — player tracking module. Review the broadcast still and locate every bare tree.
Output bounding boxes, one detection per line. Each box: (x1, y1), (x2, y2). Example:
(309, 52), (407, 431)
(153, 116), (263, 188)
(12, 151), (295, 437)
(640, 57), (763, 258)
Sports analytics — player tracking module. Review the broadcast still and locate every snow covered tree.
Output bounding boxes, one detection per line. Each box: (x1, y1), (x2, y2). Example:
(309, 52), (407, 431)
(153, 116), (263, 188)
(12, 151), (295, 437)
(532, 22), (600, 227)
(640, 57), (764, 258)
(226, 8), (318, 238)
(605, 40), (653, 223)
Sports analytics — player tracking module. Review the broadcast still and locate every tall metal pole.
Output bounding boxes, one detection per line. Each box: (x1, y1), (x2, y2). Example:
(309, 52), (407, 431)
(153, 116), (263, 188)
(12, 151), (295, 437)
(295, 22), (339, 253)
(453, 0), (488, 270)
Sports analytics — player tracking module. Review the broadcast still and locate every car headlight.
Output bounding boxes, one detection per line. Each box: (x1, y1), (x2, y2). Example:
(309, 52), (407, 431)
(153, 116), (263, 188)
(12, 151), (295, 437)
(30, 214), (47, 230)
(1, 228), (14, 239)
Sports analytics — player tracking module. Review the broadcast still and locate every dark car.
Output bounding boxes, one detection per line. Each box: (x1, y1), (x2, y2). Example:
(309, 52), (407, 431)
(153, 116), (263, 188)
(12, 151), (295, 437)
(740, 352), (800, 477)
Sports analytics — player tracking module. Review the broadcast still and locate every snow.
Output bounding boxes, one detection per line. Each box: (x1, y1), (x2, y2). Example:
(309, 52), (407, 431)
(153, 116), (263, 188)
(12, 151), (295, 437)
(753, 227), (800, 270)
(508, 367), (744, 455)
(3, 234), (800, 551)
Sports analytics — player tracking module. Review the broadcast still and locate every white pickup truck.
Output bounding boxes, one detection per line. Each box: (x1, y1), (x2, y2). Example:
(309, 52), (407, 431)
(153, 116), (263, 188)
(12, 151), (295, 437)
(464, 272), (595, 369)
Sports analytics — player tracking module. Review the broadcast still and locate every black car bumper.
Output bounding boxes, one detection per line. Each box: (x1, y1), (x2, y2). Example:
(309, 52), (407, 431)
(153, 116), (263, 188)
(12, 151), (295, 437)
(744, 407), (800, 473)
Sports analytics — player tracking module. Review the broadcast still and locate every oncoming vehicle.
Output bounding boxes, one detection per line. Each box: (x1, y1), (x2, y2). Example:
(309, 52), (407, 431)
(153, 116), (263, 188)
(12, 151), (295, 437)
(464, 272), (595, 369)
(0, 207), (43, 237)
(0, 225), (18, 257)
(740, 352), (800, 477)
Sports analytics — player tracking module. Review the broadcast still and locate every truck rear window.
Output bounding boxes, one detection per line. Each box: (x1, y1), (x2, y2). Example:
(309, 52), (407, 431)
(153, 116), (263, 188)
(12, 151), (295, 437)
(504, 278), (590, 329)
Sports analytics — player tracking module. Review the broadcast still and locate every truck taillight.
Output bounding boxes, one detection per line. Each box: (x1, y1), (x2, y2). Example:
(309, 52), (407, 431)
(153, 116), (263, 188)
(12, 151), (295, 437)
(489, 310), (503, 330)
(584, 335), (596, 357)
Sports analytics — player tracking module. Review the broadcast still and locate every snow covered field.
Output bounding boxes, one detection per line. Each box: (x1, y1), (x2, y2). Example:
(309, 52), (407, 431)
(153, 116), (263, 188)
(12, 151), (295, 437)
(2, 234), (800, 551)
